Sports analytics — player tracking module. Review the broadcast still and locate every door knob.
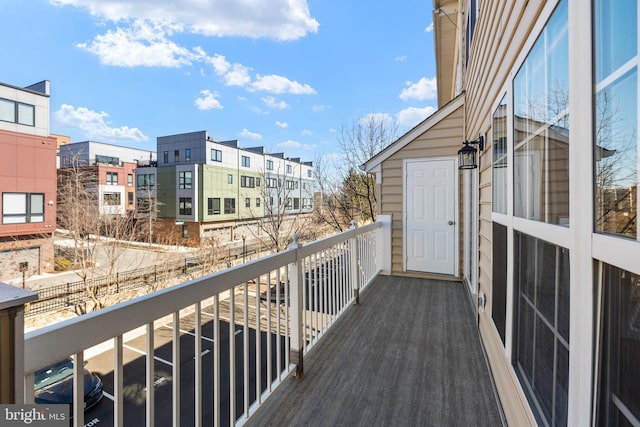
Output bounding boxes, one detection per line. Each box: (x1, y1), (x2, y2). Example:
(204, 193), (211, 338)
(448, 221), (454, 225)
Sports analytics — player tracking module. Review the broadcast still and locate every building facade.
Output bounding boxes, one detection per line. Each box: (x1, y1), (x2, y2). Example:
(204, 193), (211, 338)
(364, 0), (640, 425)
(59, 141), (156, 217)
(0, 81), (57, 280)
(152, 131), (314, 245)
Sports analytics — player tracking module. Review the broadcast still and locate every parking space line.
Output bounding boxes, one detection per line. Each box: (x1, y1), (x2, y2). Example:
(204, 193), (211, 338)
(123, 344), (173, 366)
(160, 324), (215, 343)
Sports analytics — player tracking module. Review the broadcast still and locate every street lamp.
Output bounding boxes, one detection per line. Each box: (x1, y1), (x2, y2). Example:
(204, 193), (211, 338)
(242, 234), (246, 263)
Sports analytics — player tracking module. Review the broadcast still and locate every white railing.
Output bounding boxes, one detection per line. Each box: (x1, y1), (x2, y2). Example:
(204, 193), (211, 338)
(19, 217), (390, 427)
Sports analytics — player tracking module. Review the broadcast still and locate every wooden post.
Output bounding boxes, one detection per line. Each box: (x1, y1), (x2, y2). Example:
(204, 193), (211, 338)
(0, 283), (37, 403)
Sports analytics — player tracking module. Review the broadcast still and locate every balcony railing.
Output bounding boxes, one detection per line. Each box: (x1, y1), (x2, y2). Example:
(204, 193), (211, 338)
(4, 216), (390, 426)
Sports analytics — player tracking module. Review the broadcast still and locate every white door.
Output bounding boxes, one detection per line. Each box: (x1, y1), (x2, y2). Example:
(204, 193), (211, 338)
(405, 158), (457, 275)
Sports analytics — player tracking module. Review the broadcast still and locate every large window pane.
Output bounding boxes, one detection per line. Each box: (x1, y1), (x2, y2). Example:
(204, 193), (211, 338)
(17, 103), (34, 126)
(595, 70), (638, 238)
(513, 231), (570, 426)
(597, 264), (640, 426)
(513, 0), (569, 226)
(595, 0), (637, 83)
(493, 95), (508, 214)
(0, 99), (15, 122)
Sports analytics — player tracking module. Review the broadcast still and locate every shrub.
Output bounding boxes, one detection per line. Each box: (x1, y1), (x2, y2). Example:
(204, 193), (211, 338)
(54, 256), (72, 271)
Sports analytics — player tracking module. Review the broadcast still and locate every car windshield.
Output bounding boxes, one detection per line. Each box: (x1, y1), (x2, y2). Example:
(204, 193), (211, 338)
(34, 358), (74, 390)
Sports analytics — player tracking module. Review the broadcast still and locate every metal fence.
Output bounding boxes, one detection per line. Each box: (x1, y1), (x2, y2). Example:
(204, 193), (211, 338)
(26, 248), (261, 317)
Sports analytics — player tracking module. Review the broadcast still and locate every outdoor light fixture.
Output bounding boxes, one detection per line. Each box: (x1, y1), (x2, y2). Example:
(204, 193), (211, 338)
(458, 135), (485, 170)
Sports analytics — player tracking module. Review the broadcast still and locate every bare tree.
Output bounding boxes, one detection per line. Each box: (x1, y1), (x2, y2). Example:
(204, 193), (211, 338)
(247, 167), (311, 253)
(315, 113), (398, 230)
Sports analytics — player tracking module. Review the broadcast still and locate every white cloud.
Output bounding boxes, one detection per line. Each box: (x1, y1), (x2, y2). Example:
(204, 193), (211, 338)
(262, 96), (289, 109)
(51, 0), (319, 41)
(360, 112), (394, 127)
(396, 106), (436, 127)
(277, 139), (316, 150)
(76, 20), (199, 67)
(195, 90), (223, 110)
(277, 139), (301, 149)
(251, 74), (316, 94)
(329, 128), (336, 133)
(395, 55), (408, 62)
(425, 22), (434, 33)
(239, 128), (263, 140)
(276, 121), (288, 128)
(399, 76), (438, 101)
(54, 104), (148, 141)
(312, 104), (328, 112)
(209, 54), (251, 86)
(301, 129), (312, 135)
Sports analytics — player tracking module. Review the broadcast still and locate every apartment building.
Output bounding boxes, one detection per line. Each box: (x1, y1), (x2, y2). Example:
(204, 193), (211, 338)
(152, 130), (314, 245)
(59, 141), (156, 217)
(0, 80), (57, 280)
(363, 0), (639, 425)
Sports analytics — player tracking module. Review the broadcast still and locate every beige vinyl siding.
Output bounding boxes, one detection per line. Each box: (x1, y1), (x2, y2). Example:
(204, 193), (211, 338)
(379, 105), (464, 275)
(464, 0), (548, 425)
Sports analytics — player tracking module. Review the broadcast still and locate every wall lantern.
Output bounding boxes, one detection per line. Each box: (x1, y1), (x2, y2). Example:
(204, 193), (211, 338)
(458, 135), (485, 170)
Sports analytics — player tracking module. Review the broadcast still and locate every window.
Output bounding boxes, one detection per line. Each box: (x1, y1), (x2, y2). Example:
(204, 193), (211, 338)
(179, 197), (192, 215)
(224, 198), (235, 214)
(256, 177), (261, 187)
(492, 95), (508, 214)
(241, 176), (255, 188)
(286, 165), (292, 174)
(2, 193), (44, 224)
(286, 198), (292, 209)
(136, 198), (155, 214)
(286, 180), (295, 190)
(594, 0), (639, 239)
(256, 198), (261, 207)
(163, 151), (169, 164)
(179, 171), (192, 189)
(492, 223), (507, 344)
(293, 198), (300, 209)
(513, 0), (568, 226)
(596, 264), (640, 426)
(307, 170), (312, 178)
(127, 174), (133, 186)
(174, 150), (180, 162)
(513, 231), (570, 427)
(96, 155), (119, 166)
(266, 178), (277, 188)
(185, 148), (191, 162)
(278, 179), (282, 187)
(103, 193), (121, 206)
(211, 149), (222, 162)
(241, 156), (250, 167)
(127, 192), (134, 205)
(106, 172), (118, 185)
(228, 174), (233, 184)
(208, 198), (220, 215)
(137, 174), (155, 189)
(0, 98), (34, 126)
(267, 160), (274, 170)
(245, 197), (250, 208)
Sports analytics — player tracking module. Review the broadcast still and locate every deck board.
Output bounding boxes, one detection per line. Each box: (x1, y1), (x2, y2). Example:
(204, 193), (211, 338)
(248, 275), (504, 426)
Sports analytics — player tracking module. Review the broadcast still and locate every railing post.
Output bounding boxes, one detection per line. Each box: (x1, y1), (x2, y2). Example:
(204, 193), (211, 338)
(288, 233), (304, 378)
(349, 221), (360, 305)
(376, 214), (392, 274)
(0, 283), (37, 404)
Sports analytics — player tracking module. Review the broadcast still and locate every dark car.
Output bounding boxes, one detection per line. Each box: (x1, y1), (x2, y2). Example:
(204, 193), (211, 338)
(34, 358), (103, 411)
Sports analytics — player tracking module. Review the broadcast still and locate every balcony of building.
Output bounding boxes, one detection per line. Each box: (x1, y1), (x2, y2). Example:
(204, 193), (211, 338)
(0, 216), (503, 426)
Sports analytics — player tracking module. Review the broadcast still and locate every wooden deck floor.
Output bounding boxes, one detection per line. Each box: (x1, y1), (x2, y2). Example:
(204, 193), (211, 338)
(247, 275), (505, 427)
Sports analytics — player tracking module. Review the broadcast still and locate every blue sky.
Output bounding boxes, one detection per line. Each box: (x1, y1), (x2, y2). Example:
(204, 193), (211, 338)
(2, 0), (437, 164)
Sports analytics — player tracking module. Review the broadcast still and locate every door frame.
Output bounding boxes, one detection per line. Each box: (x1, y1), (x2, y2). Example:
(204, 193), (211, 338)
(403, 156), (459, 276)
